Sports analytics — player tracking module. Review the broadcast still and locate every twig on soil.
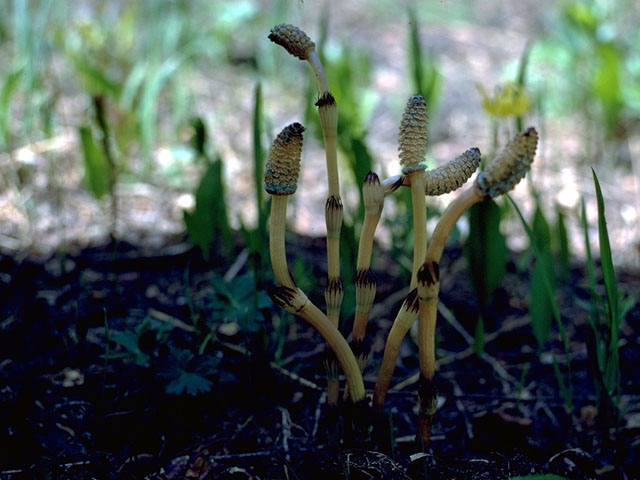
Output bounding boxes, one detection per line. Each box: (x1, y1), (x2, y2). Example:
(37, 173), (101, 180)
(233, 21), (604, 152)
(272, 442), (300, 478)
(217, 338), (323, 392)
(437, 300), (474, 345)
(229, 416), (254, 443)
(209, 451), (272, 461)
(147, 308), (324, 392)
(451, 377), (474, 441)
(223, 248), (250, 282)
(148, 308), (196, 332)
(279, 407), (293, 462)
(438, 301), (519, 392)
(279, 343), (325, 367)
(0, 460), (92, 477)
(311, 391), (327, 439)
(391, 316), (530, 391)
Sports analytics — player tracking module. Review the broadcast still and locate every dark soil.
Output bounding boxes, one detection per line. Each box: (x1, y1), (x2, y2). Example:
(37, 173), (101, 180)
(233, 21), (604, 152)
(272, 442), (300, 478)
(1, 235), (639, 480)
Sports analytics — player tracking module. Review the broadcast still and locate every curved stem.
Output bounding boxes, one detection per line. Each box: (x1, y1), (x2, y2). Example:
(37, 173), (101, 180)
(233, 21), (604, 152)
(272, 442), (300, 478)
(269, 286), (365, 403)
(426, 186), (484, 264)
(307, 50), (330, 95)
(372, 288), (420, 411)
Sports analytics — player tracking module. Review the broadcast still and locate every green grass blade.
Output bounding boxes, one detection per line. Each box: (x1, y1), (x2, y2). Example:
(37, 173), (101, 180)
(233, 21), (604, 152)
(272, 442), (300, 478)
(466, 199), (507, 311)
(555, 205), (570, 280)
(408, 6), (424, 96)
(407, 6), (439, 107)
(120, 62), (149, 113)
(530, 254), (553, 348)
(514, 42), (531, 132)
(592, 169), (620, 402)
(253, 83), (266, 241)
(580, 198), (598, 319)
(592, 169), (618, 325)
(139, 57), (182, 161)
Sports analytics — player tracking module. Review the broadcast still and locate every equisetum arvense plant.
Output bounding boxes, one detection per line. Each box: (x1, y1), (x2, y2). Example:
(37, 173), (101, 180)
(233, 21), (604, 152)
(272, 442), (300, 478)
(264, 23), (539, 444)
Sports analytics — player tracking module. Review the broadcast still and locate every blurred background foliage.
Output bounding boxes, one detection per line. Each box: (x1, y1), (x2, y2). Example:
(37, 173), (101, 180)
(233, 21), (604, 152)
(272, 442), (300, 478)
(0, 0), (638, 273)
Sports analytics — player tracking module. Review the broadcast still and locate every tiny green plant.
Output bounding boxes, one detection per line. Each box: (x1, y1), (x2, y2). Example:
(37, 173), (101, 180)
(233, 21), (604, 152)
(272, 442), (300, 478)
(581, 169), (637, 423)
(508, 196), (573, 412)
(184, 118), (233, 260)
(78, 97), (120, 242)
(263, 23), (539, 445)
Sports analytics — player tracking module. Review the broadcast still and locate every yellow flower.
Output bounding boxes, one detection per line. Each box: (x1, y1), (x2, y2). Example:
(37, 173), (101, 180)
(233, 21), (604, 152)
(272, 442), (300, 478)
(477, 82), (530, 117)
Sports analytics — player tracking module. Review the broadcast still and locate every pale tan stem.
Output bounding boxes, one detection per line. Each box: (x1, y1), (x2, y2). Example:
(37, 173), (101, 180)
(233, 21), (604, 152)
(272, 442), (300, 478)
(417, 261), (440, 381)
(372, 288), (420, 411)
(269, 195), (295, 289)
(408, 171), (427, 289)
(307, 50), (330, 95)
(319, 104), (340, 197)
(426, 186), (484, 264)
(352, 173), (384, 344)
(306, 50), (343, 401)
(325, 195), (343, 328)
(316, 85), (342, 328)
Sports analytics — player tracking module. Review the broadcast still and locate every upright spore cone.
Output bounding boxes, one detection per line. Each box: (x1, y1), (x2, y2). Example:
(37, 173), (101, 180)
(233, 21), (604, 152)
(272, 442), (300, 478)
(476, 127), (538, 198)
(268, 24), (315, 61)
(264, 123), (305, 195)
(399, 94), (428, 174)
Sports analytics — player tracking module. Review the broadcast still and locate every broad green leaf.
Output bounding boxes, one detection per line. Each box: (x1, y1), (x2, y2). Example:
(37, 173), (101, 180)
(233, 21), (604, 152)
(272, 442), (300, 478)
(530, 252), (553, 348)
(532, 205), (552, 253)
(530, 204), (555, 347)
(184, 157), (231, 260)
(72, 56), (121, 97)
(189, 117), (207, 158)
(592, 43), (623, 136)
(79, 126), (110, 199)
(555, 206), (570, 279)
(466, 199), (507, 310)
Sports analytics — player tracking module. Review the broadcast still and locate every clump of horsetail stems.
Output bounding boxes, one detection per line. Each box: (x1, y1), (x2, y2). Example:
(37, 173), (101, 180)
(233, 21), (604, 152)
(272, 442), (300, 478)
(264, 122), (365, 403)
(269, 23), (344, 405)
(265, 21), (540, 447)
(414, 127), (538, 444)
